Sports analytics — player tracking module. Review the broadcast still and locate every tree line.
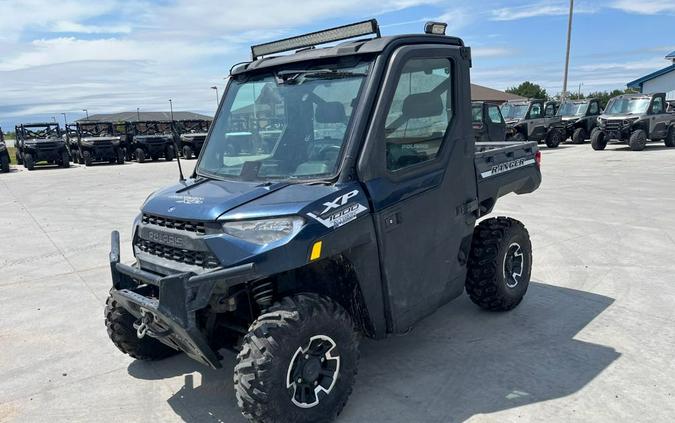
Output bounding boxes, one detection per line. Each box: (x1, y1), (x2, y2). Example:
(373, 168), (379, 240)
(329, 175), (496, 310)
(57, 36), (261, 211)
(505, 81), (638, 108)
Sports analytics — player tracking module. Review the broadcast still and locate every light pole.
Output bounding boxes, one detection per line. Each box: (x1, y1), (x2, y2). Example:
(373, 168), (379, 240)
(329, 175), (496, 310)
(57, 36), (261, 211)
(561, 0), (574, 101)
(136, 107), (141, 121)
(168, 99), (174, 122)
(82, 109), (89, 120)
(211, 86), (219, 108)
(51, 116), (56, 123)
(61, 113), (67, 128)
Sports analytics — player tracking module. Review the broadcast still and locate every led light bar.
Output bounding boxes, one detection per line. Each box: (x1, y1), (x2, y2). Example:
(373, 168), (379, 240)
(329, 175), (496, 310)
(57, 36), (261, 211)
(251, 19), (380, 60)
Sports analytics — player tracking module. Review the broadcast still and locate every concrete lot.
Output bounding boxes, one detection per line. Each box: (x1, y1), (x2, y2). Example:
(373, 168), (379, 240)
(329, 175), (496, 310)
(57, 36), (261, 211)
(1, 143), (674, 422)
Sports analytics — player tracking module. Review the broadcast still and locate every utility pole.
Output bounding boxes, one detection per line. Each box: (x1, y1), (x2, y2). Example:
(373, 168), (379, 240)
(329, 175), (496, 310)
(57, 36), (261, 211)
(82, 109), (89, 120)
(61, 112), (67, 128)
(211, 86), (219, 108)
(169, 99), (174, 121)
(136, 107), (141, 121)
(51, 116), (56, 123)
(561, 0), (574, 101)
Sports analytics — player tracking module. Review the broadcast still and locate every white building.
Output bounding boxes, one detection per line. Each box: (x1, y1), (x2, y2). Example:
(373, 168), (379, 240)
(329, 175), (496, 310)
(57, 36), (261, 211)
(627, 51), (675, 100)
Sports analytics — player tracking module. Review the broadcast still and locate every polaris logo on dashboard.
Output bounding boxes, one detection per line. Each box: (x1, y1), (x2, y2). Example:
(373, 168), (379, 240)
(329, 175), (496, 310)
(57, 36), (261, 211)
(481, 158), (535, 178)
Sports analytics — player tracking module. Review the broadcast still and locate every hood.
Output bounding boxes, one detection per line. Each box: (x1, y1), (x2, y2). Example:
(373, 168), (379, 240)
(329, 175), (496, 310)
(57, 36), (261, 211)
(81, 136), (121, 142)
(142, 178), (341, 222)
(598, 113), (640, 120)
(561, 116), (579, 122)
(504, 119), (521, 126)
(25, 137), (63, 144)
(181, 133), (207, 139)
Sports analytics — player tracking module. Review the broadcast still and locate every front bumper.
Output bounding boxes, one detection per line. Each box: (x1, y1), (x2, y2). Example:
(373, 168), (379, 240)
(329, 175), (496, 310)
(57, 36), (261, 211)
(109, 231), (255, 368)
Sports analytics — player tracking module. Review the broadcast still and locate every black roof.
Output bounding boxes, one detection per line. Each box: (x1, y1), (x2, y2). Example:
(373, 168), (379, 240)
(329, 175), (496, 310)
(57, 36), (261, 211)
(18, 122), (60, 127)
(232, 34), (464, 76)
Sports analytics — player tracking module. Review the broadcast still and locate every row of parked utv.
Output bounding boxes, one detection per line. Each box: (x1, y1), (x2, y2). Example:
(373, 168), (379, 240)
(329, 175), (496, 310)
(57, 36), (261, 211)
(472, 92), (675, 151)
(8, 119), (211, 171)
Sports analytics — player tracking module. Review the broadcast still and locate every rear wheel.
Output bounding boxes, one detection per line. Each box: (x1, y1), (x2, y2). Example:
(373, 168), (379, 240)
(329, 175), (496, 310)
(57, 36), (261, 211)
(1, 154), (9, 173)
(23, 153), (35, 171)
(61, 151), (70, 168)
(665, 126), (675, 148)
(182, 145), (194, 160)
(572, 127), (587, 144)
(104, 295), (178, 360)
(590, 129), (607, 150)
(117, 148), (125, 164)
(629, 129), (647, 151)
(466, 217), (532, 311)
(545, 128), (563, 148)
(136, 148), (146, 163)
(234, 294), (359, 423)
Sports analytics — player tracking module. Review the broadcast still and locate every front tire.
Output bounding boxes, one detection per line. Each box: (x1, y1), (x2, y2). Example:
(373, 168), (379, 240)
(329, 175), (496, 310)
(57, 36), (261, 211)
(165, 145), (174, 162)
(665, 126), (675, 148)
(545, 128), (563, 148)
(117, 148), (126, 164)
(23, 153), (35, 170)
(466, 217), (532, 311)
(104, 296), (178, 360)
(1, 154), (9, 173)
(629, 129), (647, 151)
(572, 127), (587, 144)
(590, 128), (607, 150)
(182, 145), (194, 160)
(135, 148), (146, 163)
(82, 150), (92, 166)
(234, 294), (359, 423)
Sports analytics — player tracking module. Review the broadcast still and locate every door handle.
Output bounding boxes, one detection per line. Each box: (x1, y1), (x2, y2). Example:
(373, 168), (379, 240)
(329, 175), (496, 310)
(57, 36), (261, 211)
(383, 212), (401, 231)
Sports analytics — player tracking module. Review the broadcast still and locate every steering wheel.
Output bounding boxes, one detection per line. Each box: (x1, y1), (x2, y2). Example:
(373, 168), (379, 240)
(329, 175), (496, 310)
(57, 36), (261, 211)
(317, 145), (342, 161)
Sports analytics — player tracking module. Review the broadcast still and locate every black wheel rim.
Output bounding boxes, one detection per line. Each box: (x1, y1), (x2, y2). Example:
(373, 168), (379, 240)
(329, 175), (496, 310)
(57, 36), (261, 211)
(286, 335), (340, 409)
(503, 243), (524, 288)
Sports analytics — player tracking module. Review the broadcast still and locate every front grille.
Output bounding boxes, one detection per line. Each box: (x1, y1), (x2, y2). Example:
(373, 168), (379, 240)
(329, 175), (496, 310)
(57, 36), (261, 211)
(142, 213), (206, 235)
(605, 120), (622, 131)
(135, 238), (219, 269)
(38, 142), (57, 149)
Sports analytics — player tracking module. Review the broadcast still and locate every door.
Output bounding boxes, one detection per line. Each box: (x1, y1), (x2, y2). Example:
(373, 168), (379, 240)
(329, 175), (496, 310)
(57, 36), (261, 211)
(527, 101), (547, 140)
(487, 104), (506, 141)
(358, 45), (477, 333)
(649, 95), (669, 139)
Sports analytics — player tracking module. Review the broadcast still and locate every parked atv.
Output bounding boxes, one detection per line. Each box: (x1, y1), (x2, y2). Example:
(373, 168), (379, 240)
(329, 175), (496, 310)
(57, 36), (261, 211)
(0, 128), (10, 173)
(558, 98), (602, 144)
(175, 119), (211, 159)
(70, 121), (125, 166)
(472, 101), (506, 141)
(114, 122), (135, 161)
(104, 20), (542, 423)
(128, 121), (176, 162)
(501, 99), (564, 148)
(63, 124), (79, 161)
(15, 123), (70, 170)
(591, 93), (675, 151)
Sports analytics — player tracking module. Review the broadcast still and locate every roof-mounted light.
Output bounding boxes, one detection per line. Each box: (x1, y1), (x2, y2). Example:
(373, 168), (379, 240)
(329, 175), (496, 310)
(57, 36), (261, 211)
(424, 21), (447, 35)
(251, 19), (380, 60)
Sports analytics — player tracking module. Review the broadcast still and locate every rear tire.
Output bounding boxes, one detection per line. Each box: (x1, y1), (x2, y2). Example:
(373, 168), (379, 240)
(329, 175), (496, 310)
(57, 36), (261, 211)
(545, 128), (563, 148)
(629, 129), (647, 151)
(135, 148), (145, 163)
(572, 127), (587, 144)
(590, 128), (607, 150)
(234, 294), (359, 423)
(466, 217), (532, 311)
(117, 148), (125, 164)
(1, 154), (9, 173)
(61, 151), (70, 168)
(24, 153), (35, 171)
(665, 126), (675, 148)
(104, 295), (178, 361)
(183, 145), (194, 160)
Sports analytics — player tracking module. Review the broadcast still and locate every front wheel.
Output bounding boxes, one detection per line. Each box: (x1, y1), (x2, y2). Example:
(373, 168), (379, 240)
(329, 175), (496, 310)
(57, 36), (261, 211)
(572, 127), (588, 144)
(590, 129), (607, 151)
(104, 296), (178, 360)
(23, 153), (35, 170)
(466, 217), (532, 311)
(545, 128), (563, 148)
(117, 148), (125, 164)
(665, 126), (675, 148)
(82, 150), (92, 166)
(1, 154), (9, 173)
(234, 294), (359, 423)
(135, 148), (146, 163)
(629, 129), (647, 151)
(165, 145), (174, 161)
(182, 145), (194, 160)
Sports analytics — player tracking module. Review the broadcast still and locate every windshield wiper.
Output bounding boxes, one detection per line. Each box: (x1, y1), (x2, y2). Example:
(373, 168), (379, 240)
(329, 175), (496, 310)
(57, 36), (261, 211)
(277, 69), (367, 84)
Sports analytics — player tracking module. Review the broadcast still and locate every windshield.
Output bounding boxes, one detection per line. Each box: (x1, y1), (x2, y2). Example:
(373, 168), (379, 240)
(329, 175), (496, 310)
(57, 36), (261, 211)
(23, 126), (59, 138)
(79, 123), (114, 137)
(500, 103), (528, 120)
(134, 122), (172, 135)
(558, 102), (588, 117)
(605, 98), (650, 115)
(472, 105), (482, 123)
(197, 62), (370, 182)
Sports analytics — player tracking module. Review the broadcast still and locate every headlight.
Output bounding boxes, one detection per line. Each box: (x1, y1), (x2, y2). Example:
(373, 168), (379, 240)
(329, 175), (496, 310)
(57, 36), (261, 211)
(222, 217), (304, 245)
(597, 117), (605, 125)
(623, 117), (639, 125)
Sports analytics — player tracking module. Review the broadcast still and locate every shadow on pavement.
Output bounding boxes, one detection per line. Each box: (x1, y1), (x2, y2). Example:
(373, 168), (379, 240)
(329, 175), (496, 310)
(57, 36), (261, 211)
(127, 281), (619, 423)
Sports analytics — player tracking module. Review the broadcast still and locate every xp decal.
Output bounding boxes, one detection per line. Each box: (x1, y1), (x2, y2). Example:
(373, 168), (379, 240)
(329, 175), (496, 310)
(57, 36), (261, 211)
(307, 190), (368, 229)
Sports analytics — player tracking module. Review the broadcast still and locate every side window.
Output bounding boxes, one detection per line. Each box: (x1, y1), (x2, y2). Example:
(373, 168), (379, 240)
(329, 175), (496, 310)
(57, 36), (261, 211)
(652, 97), (664, 114)
(544, 104), (556, 117)
(488, 106), (503, 123)
(529, 104), (542, 119)
(384, 58), (453, 172)
(589, 101), (599, 115)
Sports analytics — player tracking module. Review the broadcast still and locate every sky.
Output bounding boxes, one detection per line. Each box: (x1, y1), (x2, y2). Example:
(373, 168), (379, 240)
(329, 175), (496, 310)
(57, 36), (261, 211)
(1, 0), (675, 130)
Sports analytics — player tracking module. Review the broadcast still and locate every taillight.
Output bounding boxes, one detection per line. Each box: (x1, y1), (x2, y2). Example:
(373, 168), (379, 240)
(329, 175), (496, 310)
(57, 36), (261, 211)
(535, 150), (542, 167)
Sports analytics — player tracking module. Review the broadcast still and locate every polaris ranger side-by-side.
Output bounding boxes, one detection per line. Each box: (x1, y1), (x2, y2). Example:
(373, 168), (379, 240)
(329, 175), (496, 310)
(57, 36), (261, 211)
(104, 20), (542, 423)
(0, 128), (10, 173)
(70, 121), (125, 166)
(472, 101), (506, 141)
(501, 99), (564, 148)
(558, 98), (602, 144)
(129, 121), (176, 162)
(591, 93), (675, 151)
(15, 123), (70, 170)
(175, 119), (212, 159)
